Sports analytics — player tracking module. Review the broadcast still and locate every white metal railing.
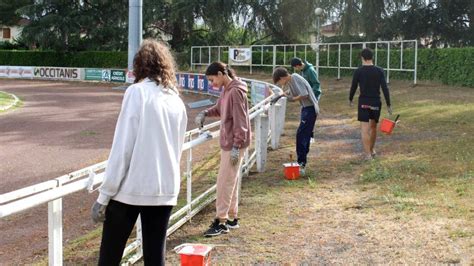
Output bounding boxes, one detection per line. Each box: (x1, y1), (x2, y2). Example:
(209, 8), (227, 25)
(0, 78), (286, 265)
(191, 40), (418, 84)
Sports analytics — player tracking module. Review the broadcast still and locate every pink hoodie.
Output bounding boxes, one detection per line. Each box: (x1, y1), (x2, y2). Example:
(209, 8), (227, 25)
(206, 79), (251, 151)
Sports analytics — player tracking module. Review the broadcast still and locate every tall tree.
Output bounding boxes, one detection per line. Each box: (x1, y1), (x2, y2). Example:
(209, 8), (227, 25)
(0, 0), (33, 26)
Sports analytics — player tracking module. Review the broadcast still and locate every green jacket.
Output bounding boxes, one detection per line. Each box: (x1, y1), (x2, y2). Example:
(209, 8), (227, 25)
(301, 61), (321, 100)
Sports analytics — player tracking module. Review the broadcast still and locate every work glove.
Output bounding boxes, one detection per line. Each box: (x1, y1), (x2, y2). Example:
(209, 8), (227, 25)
(387, 106), (393, 115)
(349, 100), (353, 107)
(194, 110), (207, 129)
(270, 94), (284, 105)
(91, 201), (107, 223)
(230, 146), (240, 166)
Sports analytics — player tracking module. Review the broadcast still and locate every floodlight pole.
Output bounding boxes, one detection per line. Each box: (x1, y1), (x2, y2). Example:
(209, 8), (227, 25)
(128, 0), (143, 71)
(315, 7), (323, 73)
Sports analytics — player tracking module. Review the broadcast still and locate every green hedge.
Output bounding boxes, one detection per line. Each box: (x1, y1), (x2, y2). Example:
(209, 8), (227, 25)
(1, 48), (473, 87)
(0, 50), (127, 68)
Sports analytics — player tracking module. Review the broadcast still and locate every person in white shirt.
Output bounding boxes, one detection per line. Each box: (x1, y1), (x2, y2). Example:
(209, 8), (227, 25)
(91, 39), (187, 266)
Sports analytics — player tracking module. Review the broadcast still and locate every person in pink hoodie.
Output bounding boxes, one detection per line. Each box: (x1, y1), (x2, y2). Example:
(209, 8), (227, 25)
(195, 61), (251, 237)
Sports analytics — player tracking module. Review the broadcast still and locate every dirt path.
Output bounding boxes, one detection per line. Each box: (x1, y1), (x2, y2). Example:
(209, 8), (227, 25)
(164, 102), (472, 264)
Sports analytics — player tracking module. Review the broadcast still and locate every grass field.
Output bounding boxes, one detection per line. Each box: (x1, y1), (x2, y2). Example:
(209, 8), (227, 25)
(33, 76), (473, 264)
(0, 91), (21, 112)
(164, 76), (473, 264)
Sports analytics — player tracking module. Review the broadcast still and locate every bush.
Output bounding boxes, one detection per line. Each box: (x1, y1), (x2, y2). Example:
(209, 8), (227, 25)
(0, 50), (127, 68)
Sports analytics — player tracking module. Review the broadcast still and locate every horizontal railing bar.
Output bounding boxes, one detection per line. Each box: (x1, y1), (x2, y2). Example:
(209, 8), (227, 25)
(0, 174), (104, 218)
(0, 161), (107, 204)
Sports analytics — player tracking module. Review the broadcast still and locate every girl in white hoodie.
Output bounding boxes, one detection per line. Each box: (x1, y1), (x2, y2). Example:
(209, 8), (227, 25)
(91, 40), (187, 265)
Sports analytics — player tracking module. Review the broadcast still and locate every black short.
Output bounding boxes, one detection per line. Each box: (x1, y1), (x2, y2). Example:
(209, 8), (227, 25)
(358, 103), (382, 123)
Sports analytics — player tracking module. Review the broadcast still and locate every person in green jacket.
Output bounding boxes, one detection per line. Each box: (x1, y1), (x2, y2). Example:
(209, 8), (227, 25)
(290, 57), (322, 101)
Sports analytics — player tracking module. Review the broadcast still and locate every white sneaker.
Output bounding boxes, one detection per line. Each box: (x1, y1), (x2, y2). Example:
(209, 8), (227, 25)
(299, 165), (306, 176)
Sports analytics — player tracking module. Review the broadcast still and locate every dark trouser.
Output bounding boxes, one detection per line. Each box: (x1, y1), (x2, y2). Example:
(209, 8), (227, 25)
(99, 200), (173, 266)
(296, 106), (317, 167)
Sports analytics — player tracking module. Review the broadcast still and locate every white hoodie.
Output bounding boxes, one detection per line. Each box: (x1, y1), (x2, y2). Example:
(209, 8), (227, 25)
(97, 78), (187, 206)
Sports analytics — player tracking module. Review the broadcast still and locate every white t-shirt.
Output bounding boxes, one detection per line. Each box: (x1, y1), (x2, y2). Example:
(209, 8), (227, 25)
(98, 78), (188, 206)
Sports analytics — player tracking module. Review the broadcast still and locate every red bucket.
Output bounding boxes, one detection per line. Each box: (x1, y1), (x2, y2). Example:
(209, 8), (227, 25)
(283, 163), (300, 180)
(175, 244), (213, 266)
(380, 115), (400, 135)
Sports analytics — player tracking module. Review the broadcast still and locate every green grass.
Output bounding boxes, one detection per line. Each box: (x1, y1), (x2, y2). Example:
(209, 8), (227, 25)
(55, 77), (474, 264)
(333, 79), (474, 219)
(0, 91), (19, 112)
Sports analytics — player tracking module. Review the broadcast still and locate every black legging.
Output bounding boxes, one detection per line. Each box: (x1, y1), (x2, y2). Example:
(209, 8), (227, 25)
(98, 200), (173, 266)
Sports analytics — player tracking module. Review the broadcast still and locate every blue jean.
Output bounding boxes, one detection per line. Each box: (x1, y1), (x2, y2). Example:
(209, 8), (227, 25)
(296, 106), (317, 167)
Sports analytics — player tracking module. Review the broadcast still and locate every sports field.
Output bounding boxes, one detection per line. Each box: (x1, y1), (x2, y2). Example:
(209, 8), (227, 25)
(1, 76), (472, 264)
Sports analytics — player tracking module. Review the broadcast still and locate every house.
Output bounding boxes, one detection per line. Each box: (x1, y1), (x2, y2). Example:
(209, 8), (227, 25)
(0, 19), (29, 43)
(310, 22), (340, 43)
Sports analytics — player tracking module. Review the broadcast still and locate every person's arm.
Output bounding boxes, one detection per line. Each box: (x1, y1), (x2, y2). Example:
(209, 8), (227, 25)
(205, 97), (221, 117)
(349, 69), (359, 102)
(291, 74), (311, 101)
(97, 87), (142, 205)
(380, 68), (391, 107)
(231, 89), (250, 148)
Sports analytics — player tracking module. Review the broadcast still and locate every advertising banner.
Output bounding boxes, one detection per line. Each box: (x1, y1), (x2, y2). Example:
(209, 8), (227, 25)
(188, 74), (197, 91)
(34, 67), (81, 80)
(0, 66), (34, 78)
(228, 47), (252, 66)
(110, 70), (126, 83)
(7, 67), (21, 78)
(19, 67), (34, 78)
(179, 74), (188, 89)
(85, 69), (111, 82)
(0, 66), (7, 77)
(207, 83), (222, 96)
(126, 70), (135, 83)
(84, 69), (103, 81)
(251, 81), (270, 105)
(197, 75), (207, 92)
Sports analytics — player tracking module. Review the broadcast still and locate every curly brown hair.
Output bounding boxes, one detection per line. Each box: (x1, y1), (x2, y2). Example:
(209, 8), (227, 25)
(133, 39), (177, 93)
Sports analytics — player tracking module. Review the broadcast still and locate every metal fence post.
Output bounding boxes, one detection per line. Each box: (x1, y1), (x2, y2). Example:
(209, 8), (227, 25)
(272, 45), (277, 70)
(414, 40), (418, 85)
(255, 113), (269, 172)
(190, 47), (193, 71)
(337, 43), (341, 80)
(349, 43), (352, 68)
(250, 46), (253, 74)
(48, 198), (62, 266)
(375, 43), (378, 65)
(387, 42), (391, 83)
(400, 41), (404, 69)
(316, 43), (320, 74)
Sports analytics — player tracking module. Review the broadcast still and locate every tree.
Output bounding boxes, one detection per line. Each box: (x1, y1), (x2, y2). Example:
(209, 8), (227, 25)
(0, 0), (33, 26)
